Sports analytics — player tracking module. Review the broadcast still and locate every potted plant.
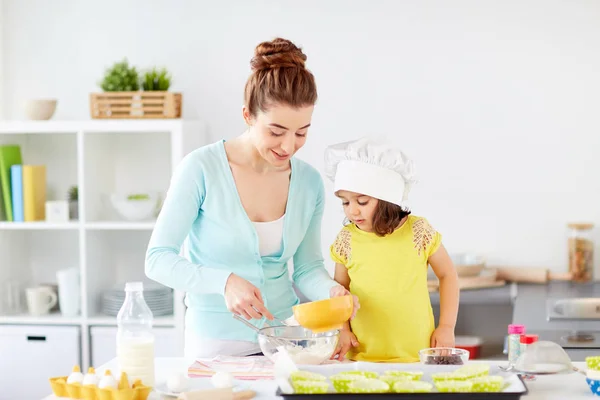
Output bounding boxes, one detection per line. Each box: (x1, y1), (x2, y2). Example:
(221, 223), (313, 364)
(90, 60), (181, 119)
(99, 59), (140, 92)
(142, 68), (172, 91)
(68, 185), (78, 220)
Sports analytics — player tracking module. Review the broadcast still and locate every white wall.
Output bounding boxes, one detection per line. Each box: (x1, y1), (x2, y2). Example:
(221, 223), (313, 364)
(3, 0), (600, 277)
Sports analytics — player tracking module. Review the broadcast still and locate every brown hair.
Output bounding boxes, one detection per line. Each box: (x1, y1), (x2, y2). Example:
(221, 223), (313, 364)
(371, 200), (411, 237)
(244, 38), (317, 117)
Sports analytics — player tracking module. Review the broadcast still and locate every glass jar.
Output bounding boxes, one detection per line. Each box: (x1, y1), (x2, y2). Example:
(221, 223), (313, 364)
(567, 223), (594, 282)
(508, 324), (526, 366)
(520, 334), (539, 354)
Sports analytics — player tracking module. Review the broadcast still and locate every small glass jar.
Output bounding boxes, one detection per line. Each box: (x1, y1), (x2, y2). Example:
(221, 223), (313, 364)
(520, 334), (539, 354)
(508, 324), (526, 366)
(567, 223), (594, 282)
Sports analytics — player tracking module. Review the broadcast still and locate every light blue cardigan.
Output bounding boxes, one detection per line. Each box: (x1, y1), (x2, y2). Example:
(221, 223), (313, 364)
(145, 140), (337, 341)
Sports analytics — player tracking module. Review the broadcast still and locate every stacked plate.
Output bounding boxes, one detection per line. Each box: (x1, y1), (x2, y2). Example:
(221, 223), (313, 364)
(100, 282), (174, 317)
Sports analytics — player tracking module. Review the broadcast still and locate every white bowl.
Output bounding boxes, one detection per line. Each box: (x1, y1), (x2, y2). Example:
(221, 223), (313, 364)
(450, 253), (486, 277)
(110, 193), (159, 221)
(24, 99), (57, 120)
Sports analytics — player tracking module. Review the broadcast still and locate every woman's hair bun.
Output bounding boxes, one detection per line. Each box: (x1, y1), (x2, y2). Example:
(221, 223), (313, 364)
(250, 37), (307, 71)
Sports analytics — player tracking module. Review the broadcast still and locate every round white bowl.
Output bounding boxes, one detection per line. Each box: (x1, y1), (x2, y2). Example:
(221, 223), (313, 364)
(110, 193), (158, 221)
(24, 99), (57, 120)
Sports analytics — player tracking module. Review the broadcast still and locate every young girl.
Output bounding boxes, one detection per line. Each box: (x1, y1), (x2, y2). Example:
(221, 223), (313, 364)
(325, 138), (460, 363)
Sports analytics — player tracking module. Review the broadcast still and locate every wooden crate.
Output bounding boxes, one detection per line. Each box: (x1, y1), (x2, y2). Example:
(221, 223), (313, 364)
(90, 91), (182, 119)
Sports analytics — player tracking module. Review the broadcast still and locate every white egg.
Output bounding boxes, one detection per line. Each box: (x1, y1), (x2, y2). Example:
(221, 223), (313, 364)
(66, 371), (84, 384)
(82, 373), (99, 386)
(167, 373), (190, 393)
(82, 367), (99, 386)
(211, 371), (234, 388)
(98, 373), (118, 389)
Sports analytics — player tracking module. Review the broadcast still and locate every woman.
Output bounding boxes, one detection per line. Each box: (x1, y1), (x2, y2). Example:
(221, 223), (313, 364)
(145, 37), (354, 358)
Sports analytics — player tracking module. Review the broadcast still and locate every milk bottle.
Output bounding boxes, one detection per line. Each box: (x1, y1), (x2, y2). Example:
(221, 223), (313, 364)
(116, 282), (155, 386)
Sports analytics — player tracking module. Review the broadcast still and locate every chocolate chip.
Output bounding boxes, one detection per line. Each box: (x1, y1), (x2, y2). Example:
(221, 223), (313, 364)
(425, 355), (464, 365)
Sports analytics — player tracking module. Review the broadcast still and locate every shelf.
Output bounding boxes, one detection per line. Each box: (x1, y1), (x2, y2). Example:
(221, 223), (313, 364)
(0, 119), (196, 134)
(0, 312), (82, 326)
(85, 221), (155, 230)
(0, 222), (80, 230)
(87, 314), (175, 327)
(0, 221), (156, 230)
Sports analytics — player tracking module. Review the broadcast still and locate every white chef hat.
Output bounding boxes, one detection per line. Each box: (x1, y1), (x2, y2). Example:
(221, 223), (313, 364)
(324, 137), (417, 207)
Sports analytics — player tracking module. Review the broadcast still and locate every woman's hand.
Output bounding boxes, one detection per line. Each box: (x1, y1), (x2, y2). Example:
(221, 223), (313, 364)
(331, 327), (359, 361)
(225, 274), (274, 321)
(329, 285), (360, 320)
(430, 325), (455, 348)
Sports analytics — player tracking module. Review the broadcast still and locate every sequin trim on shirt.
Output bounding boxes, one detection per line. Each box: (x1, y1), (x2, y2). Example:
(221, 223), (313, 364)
(412, 219), (436, 256)
(333, 229), (352, 264)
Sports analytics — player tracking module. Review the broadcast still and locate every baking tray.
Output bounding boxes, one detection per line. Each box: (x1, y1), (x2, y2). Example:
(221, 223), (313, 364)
(276, 362), (529, 400)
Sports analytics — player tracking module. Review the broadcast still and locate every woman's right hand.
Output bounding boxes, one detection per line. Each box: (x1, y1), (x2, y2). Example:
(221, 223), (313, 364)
(225, 274), (274, 321)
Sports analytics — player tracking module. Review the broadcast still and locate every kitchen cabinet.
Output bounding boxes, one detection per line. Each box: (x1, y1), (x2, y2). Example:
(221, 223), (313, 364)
(0, 120), (206, 369)
(0, 325), (80, 400)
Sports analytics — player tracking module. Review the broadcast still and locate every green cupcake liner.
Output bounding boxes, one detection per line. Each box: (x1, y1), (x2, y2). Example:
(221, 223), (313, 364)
(384, 370), (424, 381)
(347, 378), (390, 393)
(392, 381), (434, 393)
(289, 371), (327, 382)
(292, 380), (330, 394)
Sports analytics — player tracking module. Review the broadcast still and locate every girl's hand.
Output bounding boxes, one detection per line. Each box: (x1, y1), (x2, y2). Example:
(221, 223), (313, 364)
(331, 328), (359, 361)
(225, 274), (274, 321)
(329, 285), (360, 320)
(430, 325), (455, 348)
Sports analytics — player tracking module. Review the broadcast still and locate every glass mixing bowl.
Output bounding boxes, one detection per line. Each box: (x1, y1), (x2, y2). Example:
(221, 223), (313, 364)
(257, 326), (339, 365)
(419, 348), (470, 365)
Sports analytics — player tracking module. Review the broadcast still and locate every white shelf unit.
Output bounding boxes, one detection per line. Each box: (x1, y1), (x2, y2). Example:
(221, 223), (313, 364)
(0, 119), (207, 370)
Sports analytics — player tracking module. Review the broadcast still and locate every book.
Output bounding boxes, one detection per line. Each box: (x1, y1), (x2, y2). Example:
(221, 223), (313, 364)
(10, 165), (24, 222)
(0, 145), (23, 221)
(22, 165), (46, 221)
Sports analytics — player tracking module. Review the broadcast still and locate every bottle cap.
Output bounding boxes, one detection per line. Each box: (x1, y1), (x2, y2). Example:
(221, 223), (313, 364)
(520, 334), (539, 344)
(508, 324), (525, 335)
(125, 282), (143, 292)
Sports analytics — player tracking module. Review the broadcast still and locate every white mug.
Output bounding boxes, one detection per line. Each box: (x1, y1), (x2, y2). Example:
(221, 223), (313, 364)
(26, 287), (58, 315)
(56, 268), (80, 317)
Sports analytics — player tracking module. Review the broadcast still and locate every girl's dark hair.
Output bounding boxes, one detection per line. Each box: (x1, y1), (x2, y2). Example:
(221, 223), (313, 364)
(371, 200), (411, 236)
(244, 37), (317, 117)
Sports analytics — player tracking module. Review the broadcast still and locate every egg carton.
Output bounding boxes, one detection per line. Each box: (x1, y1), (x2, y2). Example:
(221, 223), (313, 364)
(49, 367), (151, 400)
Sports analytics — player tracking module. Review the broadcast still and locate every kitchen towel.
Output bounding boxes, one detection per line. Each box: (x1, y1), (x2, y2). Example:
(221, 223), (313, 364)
(188, 356), (274, 380)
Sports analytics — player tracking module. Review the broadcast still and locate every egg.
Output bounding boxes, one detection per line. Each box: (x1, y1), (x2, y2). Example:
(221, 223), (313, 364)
(98, 369), (118, 389)
(167, 373), (190, 393)
(82, 367), (99, 386)
(211, 371), (234, 388)
(67, 365), (84, 384)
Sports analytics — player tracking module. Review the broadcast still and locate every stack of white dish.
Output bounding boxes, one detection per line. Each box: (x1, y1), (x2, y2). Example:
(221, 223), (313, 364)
(100, 283), (173, 317)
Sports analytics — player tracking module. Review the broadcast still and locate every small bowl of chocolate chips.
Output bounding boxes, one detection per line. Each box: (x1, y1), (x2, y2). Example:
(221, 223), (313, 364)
(419, 348), (470, 365)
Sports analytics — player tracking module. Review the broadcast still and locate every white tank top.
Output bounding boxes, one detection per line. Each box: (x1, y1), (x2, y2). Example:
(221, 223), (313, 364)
(252, 214), (285, 256)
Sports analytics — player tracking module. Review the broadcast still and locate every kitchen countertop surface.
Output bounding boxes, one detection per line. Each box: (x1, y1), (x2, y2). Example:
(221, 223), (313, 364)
(43, 357), (595, 400)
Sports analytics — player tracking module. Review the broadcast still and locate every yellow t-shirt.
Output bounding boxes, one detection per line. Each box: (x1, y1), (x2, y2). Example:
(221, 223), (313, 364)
(330, 215), (442, 363)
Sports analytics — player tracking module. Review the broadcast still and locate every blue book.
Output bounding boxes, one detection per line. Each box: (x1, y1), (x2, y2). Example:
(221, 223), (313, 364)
(11, 165), (23, 222)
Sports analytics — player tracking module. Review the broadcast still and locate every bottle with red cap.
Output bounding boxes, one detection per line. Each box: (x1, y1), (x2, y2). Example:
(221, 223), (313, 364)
(520, 334), (539, 354)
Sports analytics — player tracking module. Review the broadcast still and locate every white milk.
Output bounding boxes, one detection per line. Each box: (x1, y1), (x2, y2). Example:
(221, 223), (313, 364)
(117, 337), (155, 386)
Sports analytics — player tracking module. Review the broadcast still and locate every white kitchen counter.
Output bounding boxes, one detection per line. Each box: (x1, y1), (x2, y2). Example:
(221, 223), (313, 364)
(43, 358), (594, 399)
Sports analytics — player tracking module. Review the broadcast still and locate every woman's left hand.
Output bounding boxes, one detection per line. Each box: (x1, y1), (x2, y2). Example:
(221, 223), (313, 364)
(430, 325), (455, 348)
(329, 285), (360, 320)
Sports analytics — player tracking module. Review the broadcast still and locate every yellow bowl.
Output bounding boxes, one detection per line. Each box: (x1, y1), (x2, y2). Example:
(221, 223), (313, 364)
(292, 295), (353, 332)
